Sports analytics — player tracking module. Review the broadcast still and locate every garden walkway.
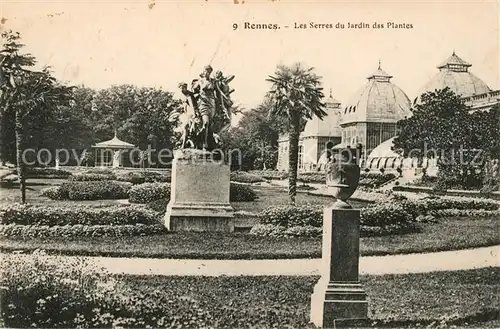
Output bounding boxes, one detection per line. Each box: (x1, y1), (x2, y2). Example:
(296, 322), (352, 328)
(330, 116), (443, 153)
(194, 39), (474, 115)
(7, 245), (499, 276)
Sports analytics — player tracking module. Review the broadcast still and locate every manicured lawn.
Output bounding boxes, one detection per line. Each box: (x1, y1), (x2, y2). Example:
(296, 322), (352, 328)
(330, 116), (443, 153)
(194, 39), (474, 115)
(106, 267), (499, 328)
(2, 216), (498, 259)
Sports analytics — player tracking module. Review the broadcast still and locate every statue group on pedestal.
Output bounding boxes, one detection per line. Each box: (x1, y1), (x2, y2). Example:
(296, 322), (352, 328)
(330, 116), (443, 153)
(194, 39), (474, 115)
(172, 65), (234, 151)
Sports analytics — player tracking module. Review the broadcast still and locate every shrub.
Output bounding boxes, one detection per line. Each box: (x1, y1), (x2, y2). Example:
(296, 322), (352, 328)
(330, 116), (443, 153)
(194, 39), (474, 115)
(426, 209), (500, 219)
(84, 168), (114, 174)
(230, 171), (265, 184)
(116, 171), (171, 184)
(0, 223), (166, 238)
(25, 167), (72, 179)
(258, 204), (322, 228)
(0, 250), (116, 328)
(69, 172), (116, 181)
(360, 202), (413, 227)
(147, 199), (167, 213)
(131, 182), (257, 205)
(249, 170), (288, 180)
(298, 172), (325, 183)
(412, 195), (499, 212)
(129, 183), (171, 204)
(0, 204), (158, 226)
(230, 183), (258, 201)
(40, 186), (66, 200)
(256, 202), (420, 237)
(359, 172), (396, 188)
(63, 181), (131, 200)
(42, 181), (131, 200)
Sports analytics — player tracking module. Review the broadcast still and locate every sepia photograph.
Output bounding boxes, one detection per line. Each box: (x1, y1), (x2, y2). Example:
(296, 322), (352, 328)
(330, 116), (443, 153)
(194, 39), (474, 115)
(0, 1), (498, 328)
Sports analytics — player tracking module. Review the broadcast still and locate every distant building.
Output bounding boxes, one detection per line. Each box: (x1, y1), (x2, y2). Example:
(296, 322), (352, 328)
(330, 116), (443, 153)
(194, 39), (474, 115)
(276, 54), (499, 174)
(339, 63), (412, 158)
(92, 132), (136, 168)
(276, 92), (343, 171)
(415, 51), (492, 102)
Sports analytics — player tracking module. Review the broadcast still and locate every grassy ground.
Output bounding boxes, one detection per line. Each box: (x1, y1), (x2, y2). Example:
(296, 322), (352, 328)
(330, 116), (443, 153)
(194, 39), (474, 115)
(1, 216), (498, 259)
(107, 267), (499, 328)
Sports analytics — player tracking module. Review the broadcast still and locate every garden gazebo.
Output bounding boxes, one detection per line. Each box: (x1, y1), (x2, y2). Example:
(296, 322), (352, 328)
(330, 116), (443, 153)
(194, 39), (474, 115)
(92, 132), (136, 168)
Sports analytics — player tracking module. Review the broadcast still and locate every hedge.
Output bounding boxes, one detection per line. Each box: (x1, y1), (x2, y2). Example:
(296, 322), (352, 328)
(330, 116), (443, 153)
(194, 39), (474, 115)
(0, 224), (166, 238)
(0, 204), (158, 226)
(230, 171), (266, 184)
(249, 170), (288, 180)
(69, 172), (116, 181)
(256, 202), (419, 236)
(42, 181), (132, 200)
(129, 183), (171, 204)
(25, 167), (72, 179)
(130, 182), (257, 205)
(358, 172), (396, 188)
(230, 183), (258, 201)
(298, 172), (325, 184)
(116, 171), (171, 184)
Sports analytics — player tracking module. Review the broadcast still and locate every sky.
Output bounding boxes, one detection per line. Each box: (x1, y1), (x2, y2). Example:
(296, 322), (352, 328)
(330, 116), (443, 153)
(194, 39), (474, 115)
(1, 0), (499, 112)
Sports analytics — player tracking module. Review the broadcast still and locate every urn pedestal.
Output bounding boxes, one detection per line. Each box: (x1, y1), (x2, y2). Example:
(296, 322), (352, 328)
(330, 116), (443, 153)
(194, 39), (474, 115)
(310, 203), (368, 328)
(310, 144), (368, 328)
(164, 149), (234, 232)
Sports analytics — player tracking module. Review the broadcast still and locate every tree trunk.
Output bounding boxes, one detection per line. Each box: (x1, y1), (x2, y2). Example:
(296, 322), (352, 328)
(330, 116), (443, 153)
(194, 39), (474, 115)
(0, 95), (13, 166)
(15, 109), (26, 203)
(288, 111), (301, 204)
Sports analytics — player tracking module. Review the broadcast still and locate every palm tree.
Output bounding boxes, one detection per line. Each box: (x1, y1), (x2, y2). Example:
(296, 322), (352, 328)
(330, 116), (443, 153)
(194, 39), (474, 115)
(1, 30), (73, 203)
(266, 63), (327, 203)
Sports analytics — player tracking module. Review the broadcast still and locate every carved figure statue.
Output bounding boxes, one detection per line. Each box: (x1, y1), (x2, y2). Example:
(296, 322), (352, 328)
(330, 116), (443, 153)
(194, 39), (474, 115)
(172, 64), (235, 151)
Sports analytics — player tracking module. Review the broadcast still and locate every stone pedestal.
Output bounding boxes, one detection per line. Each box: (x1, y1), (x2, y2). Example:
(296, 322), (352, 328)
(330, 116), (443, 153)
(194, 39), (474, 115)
(310, 201), (368, 328)
(164, 149), (234, 232)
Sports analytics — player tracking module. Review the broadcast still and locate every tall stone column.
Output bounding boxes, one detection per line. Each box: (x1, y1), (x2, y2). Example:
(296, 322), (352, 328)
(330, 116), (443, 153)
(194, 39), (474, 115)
(310, 201), (368, 328)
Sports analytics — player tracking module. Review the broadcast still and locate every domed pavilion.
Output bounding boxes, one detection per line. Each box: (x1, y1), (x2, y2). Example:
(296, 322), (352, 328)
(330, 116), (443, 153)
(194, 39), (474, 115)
(415, 52), (492, 104)
(339, 63), (412, 158)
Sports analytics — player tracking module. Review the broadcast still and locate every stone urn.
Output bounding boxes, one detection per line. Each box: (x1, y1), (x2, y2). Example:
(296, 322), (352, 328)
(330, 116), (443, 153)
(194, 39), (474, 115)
(325, 144), (362, 208)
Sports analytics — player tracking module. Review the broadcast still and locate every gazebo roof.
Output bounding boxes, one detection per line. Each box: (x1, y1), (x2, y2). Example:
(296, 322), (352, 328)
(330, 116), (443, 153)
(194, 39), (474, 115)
(92, 133), (135, 149)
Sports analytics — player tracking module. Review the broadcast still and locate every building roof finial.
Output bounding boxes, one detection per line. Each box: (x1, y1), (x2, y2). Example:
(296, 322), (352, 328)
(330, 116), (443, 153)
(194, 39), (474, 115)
(114, 129), (118, 139)
(452, 49), (456, 56)
(329, 88), (332, 98)
(378, 59), (382, 70)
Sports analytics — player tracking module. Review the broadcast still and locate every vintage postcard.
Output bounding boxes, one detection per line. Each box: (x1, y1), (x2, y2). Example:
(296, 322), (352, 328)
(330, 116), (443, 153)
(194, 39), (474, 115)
(0, 1), (498, 328)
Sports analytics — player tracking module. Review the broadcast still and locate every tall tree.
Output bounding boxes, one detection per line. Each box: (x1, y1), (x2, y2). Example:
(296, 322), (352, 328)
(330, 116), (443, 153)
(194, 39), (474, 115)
(0, 30), (73, 202)
(393, 88), (499, 190)
(266, 63), (327, 203)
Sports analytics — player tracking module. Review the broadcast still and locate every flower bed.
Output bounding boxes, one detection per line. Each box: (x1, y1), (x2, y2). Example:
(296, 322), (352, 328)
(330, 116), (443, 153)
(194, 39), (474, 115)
(0, 204), (158, 226)
(41, 181), (132, 200)
(0, 223), (166, 238)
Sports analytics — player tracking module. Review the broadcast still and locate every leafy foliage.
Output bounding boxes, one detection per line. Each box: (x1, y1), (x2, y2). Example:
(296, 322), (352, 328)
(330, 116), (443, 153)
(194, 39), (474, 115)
(0, 203), (158, 226)
(128, 182), (171, 204)
(42, 181), (132, 200)
(266, 63), (327, 203)
(394, 89), (500, 190)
